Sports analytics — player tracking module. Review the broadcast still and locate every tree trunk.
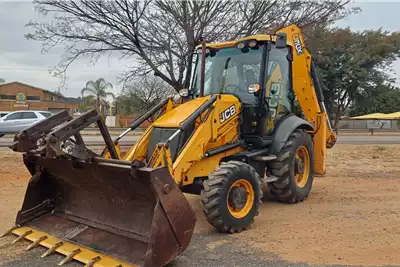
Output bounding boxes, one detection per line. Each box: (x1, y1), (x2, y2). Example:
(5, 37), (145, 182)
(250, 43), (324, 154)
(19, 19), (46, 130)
(333, 107), (342, 129)
(97, 97), (101, 115)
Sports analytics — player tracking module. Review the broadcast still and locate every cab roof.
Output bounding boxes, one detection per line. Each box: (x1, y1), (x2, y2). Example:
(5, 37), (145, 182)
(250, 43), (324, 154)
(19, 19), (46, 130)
(196, 33), (290, 49)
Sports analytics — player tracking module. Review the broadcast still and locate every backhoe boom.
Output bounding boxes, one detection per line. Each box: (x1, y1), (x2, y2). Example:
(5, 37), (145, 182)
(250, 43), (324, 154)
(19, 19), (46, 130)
(276, 25), (337, 174)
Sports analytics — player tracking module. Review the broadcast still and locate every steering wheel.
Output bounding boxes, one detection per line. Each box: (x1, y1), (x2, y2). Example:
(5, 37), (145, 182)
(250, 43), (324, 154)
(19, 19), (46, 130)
(223, 84), (241, 94)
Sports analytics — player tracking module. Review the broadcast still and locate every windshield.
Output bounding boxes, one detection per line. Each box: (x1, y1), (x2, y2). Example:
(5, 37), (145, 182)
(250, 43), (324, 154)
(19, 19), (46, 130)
(191, 46), (264, 104)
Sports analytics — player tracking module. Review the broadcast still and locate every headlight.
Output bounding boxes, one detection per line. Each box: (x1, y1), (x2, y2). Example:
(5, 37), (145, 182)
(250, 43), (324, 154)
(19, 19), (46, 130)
(236, 42), (245, 49)
(248, 40), (257, 48)
(196, 48), (210, 54)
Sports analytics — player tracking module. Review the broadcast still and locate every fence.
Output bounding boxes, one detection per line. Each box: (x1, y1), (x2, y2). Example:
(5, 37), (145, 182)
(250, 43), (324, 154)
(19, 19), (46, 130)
(117, 115), (151, 128)
(337, 119), (400, 130)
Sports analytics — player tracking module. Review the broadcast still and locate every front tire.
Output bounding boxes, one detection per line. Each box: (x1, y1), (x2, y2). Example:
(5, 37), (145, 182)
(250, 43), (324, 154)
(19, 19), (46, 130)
(201, 161), (262, 233)
(269, 129), (314, 203)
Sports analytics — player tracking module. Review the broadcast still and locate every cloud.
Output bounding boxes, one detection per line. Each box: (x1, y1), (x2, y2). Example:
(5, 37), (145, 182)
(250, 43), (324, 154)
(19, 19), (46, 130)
(0, 1), (130, 97)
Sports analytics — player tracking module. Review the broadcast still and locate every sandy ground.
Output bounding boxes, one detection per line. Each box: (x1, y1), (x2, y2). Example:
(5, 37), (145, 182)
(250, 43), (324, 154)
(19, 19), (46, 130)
(1, 145), (400, 266)
(189, 144), (400, 266)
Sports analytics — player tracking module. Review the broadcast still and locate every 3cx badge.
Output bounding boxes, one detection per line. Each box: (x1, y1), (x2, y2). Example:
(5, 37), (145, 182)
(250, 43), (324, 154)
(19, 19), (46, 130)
(293, 33), (304, 55)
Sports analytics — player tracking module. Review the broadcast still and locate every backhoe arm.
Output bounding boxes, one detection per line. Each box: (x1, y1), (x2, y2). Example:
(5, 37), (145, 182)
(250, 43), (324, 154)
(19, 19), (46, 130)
(276, 25), (337, 175)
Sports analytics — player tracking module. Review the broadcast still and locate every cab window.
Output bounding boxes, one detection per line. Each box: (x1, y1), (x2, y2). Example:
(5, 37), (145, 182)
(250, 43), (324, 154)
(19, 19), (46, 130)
(265, 44), (293, 132)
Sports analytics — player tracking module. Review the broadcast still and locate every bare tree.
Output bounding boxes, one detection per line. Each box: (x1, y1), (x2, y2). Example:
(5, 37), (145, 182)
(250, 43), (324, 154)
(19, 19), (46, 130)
(27, 0), (357, 91)
(117, 76), (174, 115)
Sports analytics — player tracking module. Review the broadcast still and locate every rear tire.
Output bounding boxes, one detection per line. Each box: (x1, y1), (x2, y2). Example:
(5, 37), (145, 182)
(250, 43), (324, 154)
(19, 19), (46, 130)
(269, 129), (314, 203)
(201, 161), (262, 233)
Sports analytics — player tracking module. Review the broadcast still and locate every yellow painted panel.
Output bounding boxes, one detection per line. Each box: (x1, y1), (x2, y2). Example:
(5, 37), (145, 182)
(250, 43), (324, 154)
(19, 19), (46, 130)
(313, 113), (327, 175)
(153, 96), (210, 128)
(123, 125), (153, 161)
(172, 95), (242, 184)
(186, 146), (244, 181)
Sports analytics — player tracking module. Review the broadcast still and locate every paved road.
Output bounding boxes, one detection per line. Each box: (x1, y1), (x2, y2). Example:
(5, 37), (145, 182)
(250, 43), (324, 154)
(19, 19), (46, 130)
(2, 135), (400, 148)
(0, 135), (141, 148)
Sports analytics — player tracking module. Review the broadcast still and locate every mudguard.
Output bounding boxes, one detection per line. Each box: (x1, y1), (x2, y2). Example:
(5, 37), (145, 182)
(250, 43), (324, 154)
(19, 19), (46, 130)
(269, 114), (314, 154)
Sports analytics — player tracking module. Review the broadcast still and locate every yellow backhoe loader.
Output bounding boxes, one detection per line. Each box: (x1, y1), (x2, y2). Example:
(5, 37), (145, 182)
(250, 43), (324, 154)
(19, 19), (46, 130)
(2, 24), (336, 267)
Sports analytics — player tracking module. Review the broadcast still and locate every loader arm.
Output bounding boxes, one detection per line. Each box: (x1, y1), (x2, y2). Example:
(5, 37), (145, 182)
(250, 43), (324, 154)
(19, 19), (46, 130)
(276, 25), (337, 175)
(145, 94), (244, 185)
(5, 109), (197, 267)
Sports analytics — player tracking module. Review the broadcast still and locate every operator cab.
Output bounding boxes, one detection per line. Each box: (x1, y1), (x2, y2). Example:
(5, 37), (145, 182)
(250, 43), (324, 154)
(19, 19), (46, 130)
(190, 38), (296, 146)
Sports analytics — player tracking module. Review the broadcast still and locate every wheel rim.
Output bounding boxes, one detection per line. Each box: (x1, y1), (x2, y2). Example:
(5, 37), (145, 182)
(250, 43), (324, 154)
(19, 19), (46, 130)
(295, 146), (310, 188)
(227, 179), (255, 219)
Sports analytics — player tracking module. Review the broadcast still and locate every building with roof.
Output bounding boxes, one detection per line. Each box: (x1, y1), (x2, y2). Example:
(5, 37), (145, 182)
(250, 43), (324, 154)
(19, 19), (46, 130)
(0, 82), (79, 114)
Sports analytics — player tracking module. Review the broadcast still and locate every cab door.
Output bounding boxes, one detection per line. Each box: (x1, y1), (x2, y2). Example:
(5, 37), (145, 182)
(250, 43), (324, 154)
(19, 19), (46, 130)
(265, 44), (293, 133)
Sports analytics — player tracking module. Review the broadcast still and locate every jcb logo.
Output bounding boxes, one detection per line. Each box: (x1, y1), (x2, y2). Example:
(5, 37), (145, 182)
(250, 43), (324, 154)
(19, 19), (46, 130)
(220, 105), (236, 124)
(293, 34), (303, 55)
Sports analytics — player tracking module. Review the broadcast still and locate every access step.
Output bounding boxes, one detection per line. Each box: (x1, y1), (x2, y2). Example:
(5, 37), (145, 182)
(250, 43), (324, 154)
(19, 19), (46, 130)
(254, 155), (277, 162)
(265, 175), (278, 183)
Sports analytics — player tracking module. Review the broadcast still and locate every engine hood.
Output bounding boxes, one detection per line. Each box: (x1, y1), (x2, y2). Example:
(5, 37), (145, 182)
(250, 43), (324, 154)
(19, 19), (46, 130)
(152, 96), (211, 128)
(152, 94), (240, 128)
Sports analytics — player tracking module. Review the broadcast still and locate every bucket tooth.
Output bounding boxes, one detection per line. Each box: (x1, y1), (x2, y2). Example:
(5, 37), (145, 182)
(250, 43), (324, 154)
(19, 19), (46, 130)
(0, 225), (20, 238)
(25, 236), (48, 251)
(58, 248), (81, 266)
(41, 241), (64, 258)
(84, 256), (101, 267)
(11, 230), (32, 244)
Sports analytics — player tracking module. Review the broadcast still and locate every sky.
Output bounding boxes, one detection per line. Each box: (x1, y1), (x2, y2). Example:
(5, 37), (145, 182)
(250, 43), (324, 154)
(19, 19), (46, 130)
(1, 1), (400, 98)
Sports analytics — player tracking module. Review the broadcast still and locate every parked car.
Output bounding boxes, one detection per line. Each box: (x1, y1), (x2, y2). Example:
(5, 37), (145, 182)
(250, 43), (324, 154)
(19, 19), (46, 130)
(0, 111), (10, 118)
(0, 110), (53, 137)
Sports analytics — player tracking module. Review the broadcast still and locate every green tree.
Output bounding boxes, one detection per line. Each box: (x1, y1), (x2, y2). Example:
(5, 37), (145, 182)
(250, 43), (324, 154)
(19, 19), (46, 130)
(117, 76), (174, 116)
(81, 78), (115, 115)
(0, 78), (5, 84)
(78, 95), (96, 113)
(308, 26), (400, 127)
(350, 84), (400, 115)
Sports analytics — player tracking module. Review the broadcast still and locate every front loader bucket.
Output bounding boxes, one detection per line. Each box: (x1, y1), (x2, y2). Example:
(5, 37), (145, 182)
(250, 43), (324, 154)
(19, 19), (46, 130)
(7, 154), (196, 267)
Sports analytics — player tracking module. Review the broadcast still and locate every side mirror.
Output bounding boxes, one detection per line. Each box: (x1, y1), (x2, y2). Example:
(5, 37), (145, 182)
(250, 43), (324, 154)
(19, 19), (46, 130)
(179, 89), (189, 97)
(248, 84), (260, 94)
(276, 32), (287, 49)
